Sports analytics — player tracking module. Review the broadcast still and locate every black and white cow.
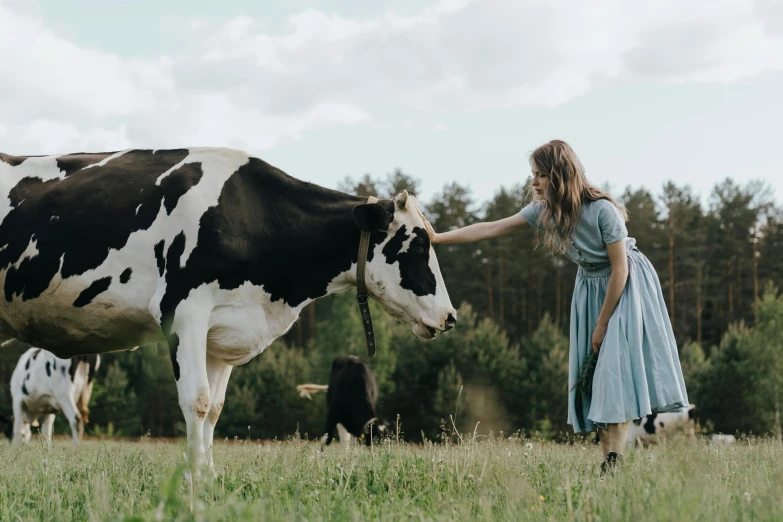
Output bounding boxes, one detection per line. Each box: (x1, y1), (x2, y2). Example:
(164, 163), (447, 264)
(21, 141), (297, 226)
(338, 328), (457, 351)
(592, 404), (700, 446)
(6, 339), (99, 449)
(627, 404), (700, 445)
(297, 355), (390, 447)
(0, 148), (455, 471)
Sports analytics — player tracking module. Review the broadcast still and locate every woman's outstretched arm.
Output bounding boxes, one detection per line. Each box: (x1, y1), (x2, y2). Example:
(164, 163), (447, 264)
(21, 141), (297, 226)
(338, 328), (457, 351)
(592, 240), (630, 354)
(424, 213), (528, 244)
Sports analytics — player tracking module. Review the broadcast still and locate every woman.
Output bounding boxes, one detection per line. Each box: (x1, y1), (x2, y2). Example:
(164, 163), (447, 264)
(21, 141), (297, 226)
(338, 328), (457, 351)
(424, 140), (688, 473)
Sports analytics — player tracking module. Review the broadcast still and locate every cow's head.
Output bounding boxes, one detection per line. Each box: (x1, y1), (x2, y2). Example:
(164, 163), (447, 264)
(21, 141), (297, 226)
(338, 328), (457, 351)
(353, 191), (456, 339)
(362, 417), (391, 446)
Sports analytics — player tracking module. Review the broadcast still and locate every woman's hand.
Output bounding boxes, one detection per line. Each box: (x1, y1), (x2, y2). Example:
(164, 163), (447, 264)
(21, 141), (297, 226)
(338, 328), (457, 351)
(592, 323), (608, 354)
(422, 217), (440, 244)
(423, 213), (528, 245)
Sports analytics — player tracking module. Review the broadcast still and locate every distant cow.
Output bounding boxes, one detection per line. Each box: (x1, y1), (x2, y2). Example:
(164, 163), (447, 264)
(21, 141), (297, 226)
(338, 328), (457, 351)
(627, 404), (700, 445)
(297, 355), (390, 447)
(593, 404), (699, 446)
(7, 340), (100, 449)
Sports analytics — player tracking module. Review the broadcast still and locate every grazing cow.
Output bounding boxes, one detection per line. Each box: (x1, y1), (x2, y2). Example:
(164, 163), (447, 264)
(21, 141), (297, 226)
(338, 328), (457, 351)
(6, 340), (100, 449)
(297, 355), (390, 447)
(0, 148), (455, 471)
(592, 404), (700, 446)
(709, 434), (736, 445)
(627, 404), (700, 445)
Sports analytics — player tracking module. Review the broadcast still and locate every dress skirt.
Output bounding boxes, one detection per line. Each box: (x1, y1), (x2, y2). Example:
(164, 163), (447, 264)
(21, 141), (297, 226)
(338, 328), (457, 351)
(568, 248), (689, 433)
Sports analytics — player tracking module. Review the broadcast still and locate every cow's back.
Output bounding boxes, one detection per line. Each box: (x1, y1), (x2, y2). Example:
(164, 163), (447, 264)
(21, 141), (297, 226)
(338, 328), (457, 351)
(326, 355), (378, 406)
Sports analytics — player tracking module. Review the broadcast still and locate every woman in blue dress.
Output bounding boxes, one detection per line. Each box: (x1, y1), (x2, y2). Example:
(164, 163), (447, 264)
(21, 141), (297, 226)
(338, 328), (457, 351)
(424, 139), (688, 472)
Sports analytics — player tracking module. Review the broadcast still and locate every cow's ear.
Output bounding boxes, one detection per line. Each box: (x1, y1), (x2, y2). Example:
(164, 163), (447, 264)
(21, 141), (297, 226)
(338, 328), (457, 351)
(353, 203), (391, 232)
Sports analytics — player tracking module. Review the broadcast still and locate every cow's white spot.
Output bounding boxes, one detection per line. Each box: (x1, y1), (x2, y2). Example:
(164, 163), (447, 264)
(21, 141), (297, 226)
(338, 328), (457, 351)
(83, 150), (132, 170)
(13, 238), (38, 269)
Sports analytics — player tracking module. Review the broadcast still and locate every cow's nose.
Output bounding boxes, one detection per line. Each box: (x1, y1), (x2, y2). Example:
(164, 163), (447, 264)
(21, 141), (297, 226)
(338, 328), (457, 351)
(444, 312), (457, 331)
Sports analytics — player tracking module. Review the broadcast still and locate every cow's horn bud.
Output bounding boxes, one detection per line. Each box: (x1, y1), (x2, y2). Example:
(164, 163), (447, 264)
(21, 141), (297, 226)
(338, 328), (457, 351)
(395, 190), (409, 210)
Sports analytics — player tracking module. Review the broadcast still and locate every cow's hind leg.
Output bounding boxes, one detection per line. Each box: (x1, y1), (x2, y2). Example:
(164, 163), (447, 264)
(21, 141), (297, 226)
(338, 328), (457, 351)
(59, 397), (82, 451)
(203, 353), (233, 470)
(40, 414), (55, 450)
(336, 423), (352, 451)
(321, 411), (338, 448)
(167, 308), (211, 476)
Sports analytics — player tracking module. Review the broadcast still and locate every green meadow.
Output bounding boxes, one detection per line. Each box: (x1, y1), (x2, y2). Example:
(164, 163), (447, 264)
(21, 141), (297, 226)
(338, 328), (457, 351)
(1, 434), (780, 521)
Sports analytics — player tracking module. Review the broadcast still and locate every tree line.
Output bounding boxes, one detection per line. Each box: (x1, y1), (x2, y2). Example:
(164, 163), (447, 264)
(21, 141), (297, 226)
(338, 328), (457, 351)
(1, 170), (781, 441)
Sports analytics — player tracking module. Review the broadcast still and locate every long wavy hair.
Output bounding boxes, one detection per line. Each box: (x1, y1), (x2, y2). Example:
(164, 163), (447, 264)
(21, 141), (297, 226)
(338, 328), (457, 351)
(528, 140), (628, 254)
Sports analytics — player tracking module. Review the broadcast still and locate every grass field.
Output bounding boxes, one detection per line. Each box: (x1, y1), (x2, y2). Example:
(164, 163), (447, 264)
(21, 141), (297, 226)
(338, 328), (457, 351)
(0, 433), (781, 521)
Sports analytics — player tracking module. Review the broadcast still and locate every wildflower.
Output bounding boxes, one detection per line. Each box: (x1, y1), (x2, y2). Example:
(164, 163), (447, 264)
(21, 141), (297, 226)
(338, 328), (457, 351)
(539, 495), (546, 501)
(526, 442), (534, 450)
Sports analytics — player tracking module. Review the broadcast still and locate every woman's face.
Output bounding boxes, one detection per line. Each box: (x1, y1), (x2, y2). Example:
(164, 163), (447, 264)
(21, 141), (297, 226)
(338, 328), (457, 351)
(531, 163), (550, 198)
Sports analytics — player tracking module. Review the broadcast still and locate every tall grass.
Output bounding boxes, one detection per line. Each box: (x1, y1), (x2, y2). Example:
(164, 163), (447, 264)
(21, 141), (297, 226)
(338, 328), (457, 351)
(0, 434), (780, 521)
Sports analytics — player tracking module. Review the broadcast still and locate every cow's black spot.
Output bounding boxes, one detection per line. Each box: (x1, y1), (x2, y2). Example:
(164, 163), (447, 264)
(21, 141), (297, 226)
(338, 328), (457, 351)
(120, 267), (132, 284)
(154, 241), (165, 277)
(169, 333), (180, 381)
(643, 413), (658, 434)
(31, 349), (41, 360)
(86, 355), (99, 383)
(61, 365), (66, 376)
(0, 153), (30, 167)
(157, 157), (392, 328)
(632, 418), (642, 426)
(45, 361), (51, 377)
(53, 360), (56, 371)
(56, 153), (114, 177)
(161, 163), (202, 214)
(382, 225), (436, 296)
(0, 149), (202, 302)
(68, 357), (83, 382)
(73, 277), (112, 307)
(24, 358), (30, 370)
(21, 383), (28, 395)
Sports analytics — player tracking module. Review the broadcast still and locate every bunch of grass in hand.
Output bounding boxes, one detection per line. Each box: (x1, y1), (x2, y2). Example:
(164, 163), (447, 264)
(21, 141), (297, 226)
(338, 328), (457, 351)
(571, 351), (598, 398)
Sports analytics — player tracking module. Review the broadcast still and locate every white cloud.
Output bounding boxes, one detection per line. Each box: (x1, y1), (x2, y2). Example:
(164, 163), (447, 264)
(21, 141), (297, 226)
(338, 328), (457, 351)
(1, 0), (781, 154)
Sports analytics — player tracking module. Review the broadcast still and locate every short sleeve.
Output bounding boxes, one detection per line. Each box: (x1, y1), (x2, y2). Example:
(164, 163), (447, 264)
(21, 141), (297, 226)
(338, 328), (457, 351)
(520, 201), (545, 230)
(597, 200), (627, 244)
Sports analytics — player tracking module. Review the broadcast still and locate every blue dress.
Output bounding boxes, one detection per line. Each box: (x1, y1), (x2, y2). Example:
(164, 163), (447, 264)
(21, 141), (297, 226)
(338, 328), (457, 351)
(520, 199), (689, 433)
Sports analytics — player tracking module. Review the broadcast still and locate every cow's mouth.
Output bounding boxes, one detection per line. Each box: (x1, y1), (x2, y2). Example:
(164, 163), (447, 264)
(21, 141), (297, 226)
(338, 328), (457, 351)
(425, 325), (437, 338)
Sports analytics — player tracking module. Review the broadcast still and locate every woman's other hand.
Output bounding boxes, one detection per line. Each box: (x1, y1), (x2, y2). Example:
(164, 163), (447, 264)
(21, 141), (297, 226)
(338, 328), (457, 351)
(592, 323), (608, 354)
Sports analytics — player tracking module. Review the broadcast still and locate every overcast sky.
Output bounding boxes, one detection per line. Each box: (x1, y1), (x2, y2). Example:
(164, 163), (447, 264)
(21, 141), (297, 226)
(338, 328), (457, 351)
(1, 0), (782, 209)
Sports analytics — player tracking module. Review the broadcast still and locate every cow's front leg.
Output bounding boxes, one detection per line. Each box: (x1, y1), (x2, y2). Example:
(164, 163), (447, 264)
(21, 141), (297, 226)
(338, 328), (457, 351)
(168, 310), (211, 476)
(203, 353), (233, 471)
(12, 400), (31, 445)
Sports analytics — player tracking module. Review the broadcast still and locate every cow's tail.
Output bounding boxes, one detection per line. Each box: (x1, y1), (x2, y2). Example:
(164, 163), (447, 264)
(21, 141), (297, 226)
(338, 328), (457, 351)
(296, 384), (328, 400)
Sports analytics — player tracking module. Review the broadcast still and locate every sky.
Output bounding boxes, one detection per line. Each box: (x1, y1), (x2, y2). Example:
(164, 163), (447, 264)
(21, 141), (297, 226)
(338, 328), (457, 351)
(1, 0), (782, 210)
